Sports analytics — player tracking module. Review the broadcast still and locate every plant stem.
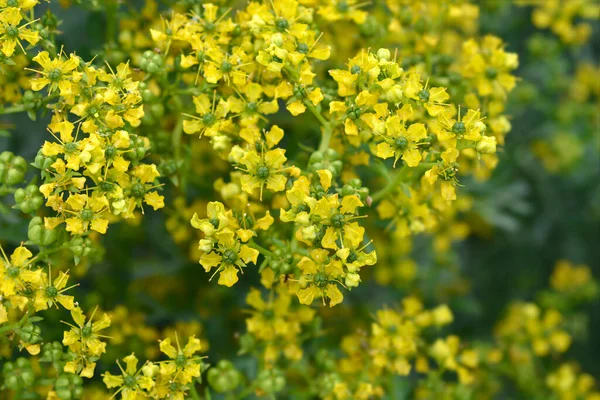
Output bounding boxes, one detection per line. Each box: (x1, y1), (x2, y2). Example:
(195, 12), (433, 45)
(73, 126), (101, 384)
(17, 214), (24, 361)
(189, 383), (200, 400)
(371, 167), (406, 202)
(0, 105), (26, 115)
(106, 1), (118, 45)
(370, 163), (437, 202)
(249, 239), (273, 257)
(173, 114), (184, 163)
(304, 102), (334, 153)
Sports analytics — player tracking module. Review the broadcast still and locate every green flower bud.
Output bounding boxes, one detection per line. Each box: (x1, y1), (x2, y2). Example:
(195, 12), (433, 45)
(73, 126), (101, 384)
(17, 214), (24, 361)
(16, 323), (42, 344)
(14, 184), (43, 214)
(0, 151), (27, 185)
(28, 216), (60, 246)
(2, 358), (35, 390)
(207, 360), (242, 393)
(55, 373), (84, 400)
(40, 341), (65, 363)
(257, 368), (286, 394)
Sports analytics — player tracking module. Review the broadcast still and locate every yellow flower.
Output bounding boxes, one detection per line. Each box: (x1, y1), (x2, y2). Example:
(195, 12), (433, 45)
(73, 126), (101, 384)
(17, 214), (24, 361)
(62, 306), (111, 377)
(238, 148), (289, 201)
(33, 268), (76, 311)
(103, 353), (155, 397)
(199, 229), (259, 287)
(376, 117), (427, 167)
(183, 93), (229, 137)
(404, 74), (449, 116)
(437, 108), (485, 145)
(63, 193), (110, 235)
(296, 249), (345, 307)
(158, 335), (204, 384)
(0, 245), (41, 297)
(424, 148), (460, 201)
(0, 7), (39, 56)
(30, 51), (80, 94)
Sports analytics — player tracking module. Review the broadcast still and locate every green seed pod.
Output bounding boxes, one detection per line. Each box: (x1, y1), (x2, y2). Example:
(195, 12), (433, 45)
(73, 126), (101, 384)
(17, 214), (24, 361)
(40, 341), (65, 363)
(14, 184), (43, 214)
(207, 360), (242, 393)
(257, 368), (286, 394)
(2, 357), (35, 390)
(0, 151), (27, 185)
(309, 151), (324, 164)
(16, 323), (42, 345)
(238, 333), (256, 354)
(55, 373), (84, 400)
(28, 216), (59, 246)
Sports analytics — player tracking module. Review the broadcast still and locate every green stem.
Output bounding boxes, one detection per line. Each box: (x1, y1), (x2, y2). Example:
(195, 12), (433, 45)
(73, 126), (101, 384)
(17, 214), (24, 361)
(235, 385), (255, 400)
(106, 1), (118, 45)
(370, 163), (437, 202)
(249, 239), (273, 257)
(0, 323), (17, 335)
(318, 127), (333, 153)
(305, 102), (333, 153)
(0, 105), (26, 115)
(173, 115), (184, 163)
(305, 102), (329, 127)
(371, 167), (406, 203)
(0, 311), (30, 334)
(189, 383), (200, 400)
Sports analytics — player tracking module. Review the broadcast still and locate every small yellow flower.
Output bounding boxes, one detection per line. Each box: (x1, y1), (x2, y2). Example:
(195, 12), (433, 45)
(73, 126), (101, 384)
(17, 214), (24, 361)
(0, 7), (39, 56)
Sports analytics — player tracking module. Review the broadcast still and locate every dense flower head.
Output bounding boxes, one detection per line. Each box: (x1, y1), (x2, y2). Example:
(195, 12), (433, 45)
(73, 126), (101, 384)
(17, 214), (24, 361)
(0, 1), (598, 399)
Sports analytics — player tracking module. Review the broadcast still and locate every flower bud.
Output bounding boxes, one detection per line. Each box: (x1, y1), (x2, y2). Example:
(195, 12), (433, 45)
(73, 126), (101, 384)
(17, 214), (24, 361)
(475, 121), (487, 133)
(271, 33), (284, 47)
(377, 48), (391, 61)
(199, 239), (214, 253)
(386, 85), (404, 102)
(476, 136), (497, 154)
(228, 145), (245, 164)
(345, 272), (361, 288)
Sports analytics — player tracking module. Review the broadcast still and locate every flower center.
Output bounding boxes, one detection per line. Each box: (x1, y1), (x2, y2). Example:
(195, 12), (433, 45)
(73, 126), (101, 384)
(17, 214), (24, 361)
(337, 1), (349, 12)
(45, 285), (58, 298)
(485, 66), (498, 79)
(124, 375), (136, 387)
(82, 324), (93, 337)
(6, 25), (19, 38)
(81, 208), (94, 221)
(246, 102), (258, 113)
(394, 136), (408, 149)
(452, 121), (466, 134)
(331, 213), (345, 228)
(105, 145), (116, 158)
(276, 18), (289, 31)
(175, 354), (187, 368)
(297, 43), (309, 54)
(7, 266), (20, 278)
(223, 249), (238, 264)
(297, 203), (310, 213)
(64, 142), (78, 153)
(256, 166), (270, 179)
(48, 68), (62, 82)
(418, 89), (430, 102)
(314, 272), (328, 287)
(221, 60), (232, 73)
(131, 183), (145, 198)
(202, 112), (216, 126)
(347, 251), (358, 263)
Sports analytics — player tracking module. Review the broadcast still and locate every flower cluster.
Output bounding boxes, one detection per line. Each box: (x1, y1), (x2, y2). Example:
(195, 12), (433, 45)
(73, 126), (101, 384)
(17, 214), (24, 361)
(103, 335), (205, 399)
(0, 1), (598, 399)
